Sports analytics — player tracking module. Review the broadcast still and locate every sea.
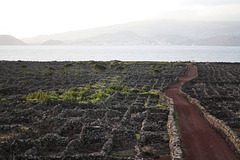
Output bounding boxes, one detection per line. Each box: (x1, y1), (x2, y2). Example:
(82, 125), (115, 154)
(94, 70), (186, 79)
(0, 45), (240, 62)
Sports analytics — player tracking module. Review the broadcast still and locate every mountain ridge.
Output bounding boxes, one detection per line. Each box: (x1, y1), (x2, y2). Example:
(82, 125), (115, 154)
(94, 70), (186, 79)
(16, 20), (240, 46)
(0, 35), (26, 45)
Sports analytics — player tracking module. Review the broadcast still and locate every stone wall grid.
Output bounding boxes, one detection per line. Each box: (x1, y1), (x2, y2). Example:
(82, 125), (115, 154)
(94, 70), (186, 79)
(180, 88), (240, 156)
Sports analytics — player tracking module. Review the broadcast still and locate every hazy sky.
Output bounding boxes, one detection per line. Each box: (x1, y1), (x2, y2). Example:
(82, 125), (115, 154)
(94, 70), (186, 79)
(0, 0), (240, 38)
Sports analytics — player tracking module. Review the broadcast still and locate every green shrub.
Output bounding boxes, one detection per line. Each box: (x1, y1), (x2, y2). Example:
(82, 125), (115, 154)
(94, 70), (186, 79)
(0, 98), (7, 103)
(136, 133), (141, 140)
(120, 87), (132, 94)
(94, 64), (106, 72)
(90, 91), (108, 104)
(141, 86), (148, 92)
(116, 85), (124, 91)
(149, 104), (167, 110)
(48, 66), (55, 71)
(21, 64), (27, 68)
(61, 87), (91, 103)
(105, 85), (116, 94)
(149, 90), (159, 95)
(64, 62), (74, 68)
(25, 90), (59, 102)
(44, 71), (54, 76)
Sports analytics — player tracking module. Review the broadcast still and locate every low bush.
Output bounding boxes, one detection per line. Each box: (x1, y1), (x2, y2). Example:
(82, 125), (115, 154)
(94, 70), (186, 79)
(61, 87), (91, 103)
(64, 62), (75, 68)
(141, 86), (148, 92)
(24, 90), (59, 102)
(94, 64), (106, 72)
(153, 69), (160, 77)
(48, 66), (55, 71)
(0, 98), (8, 103)
(21, 64), (27, 68)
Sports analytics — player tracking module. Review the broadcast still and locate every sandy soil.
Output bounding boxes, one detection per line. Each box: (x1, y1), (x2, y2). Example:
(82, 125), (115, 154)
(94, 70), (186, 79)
(165, 63), (239, 160)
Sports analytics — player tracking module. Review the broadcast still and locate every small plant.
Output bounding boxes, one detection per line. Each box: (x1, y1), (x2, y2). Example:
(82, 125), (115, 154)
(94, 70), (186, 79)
(48, 66), (55, 71)
(149, 90), (159, 95)
(120, 87), (132, 94)
(153, 69), (160, 77)
(61, 87), (92, 103)
(21, 126), (30, 130)
(94, 64), (106, 72)
(149, 104), (167, 110)
(136, 133), (141, 140)
(64, 62), (74, 68)
(0, 84), (3, 89)
(163, 134), (169, 141)
(23, 69), (33, 74)
(21, 64), (27, 68)
(44, 71), (54, 76)
(141, 86), (148, 92)
(90, 91), (108, 104)
(0, 98), (8, 103)
(105, 85), (116, 94)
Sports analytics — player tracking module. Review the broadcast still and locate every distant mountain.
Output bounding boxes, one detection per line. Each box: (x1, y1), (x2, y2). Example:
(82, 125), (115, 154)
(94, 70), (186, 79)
(0, 35), (26, 45)
(42, 39), (64, 45)
(72, 31), (158, 45)
(196, 35), (240, 46)
(21, 20), (240, 46)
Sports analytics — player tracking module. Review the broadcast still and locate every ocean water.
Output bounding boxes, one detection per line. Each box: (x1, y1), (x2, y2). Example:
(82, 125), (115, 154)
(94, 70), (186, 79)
(0, 45), (240, 62)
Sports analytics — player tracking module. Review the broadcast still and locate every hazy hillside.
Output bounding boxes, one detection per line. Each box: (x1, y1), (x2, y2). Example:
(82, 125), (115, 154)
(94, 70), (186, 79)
(196, 35), (240, 46)
(42, 40), (64, 45)
(72, 31), (158, 45)
(21, 20), (240, 46)
(0, 35), (26, 45)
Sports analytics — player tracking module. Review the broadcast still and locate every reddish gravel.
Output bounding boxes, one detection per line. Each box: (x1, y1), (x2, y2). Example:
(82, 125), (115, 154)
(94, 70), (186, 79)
(165, 63), (239, 160)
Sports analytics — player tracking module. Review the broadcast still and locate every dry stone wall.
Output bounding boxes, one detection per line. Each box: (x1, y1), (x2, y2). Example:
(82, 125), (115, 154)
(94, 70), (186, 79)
(181, 63), (240, 156)
(159, 92), (183, 160)
(0, 61), (187, 159)
(180, 90), (240, 156)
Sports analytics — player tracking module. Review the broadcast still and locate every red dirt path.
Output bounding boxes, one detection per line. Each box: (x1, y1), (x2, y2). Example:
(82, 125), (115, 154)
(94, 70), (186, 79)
(165, 63), (239, 160)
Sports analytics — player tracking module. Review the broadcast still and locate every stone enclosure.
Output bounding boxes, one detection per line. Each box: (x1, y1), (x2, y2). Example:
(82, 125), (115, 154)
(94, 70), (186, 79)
(0, 61), (186, 159)
(182, 63), (240, 155)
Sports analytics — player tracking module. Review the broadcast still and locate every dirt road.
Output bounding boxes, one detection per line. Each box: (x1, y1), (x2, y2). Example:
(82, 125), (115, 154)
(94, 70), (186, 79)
(165, 64), (239, 160)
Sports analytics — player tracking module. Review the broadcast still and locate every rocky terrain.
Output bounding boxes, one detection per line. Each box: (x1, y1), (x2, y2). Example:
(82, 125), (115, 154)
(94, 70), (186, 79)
(0, 61), (186, 159)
